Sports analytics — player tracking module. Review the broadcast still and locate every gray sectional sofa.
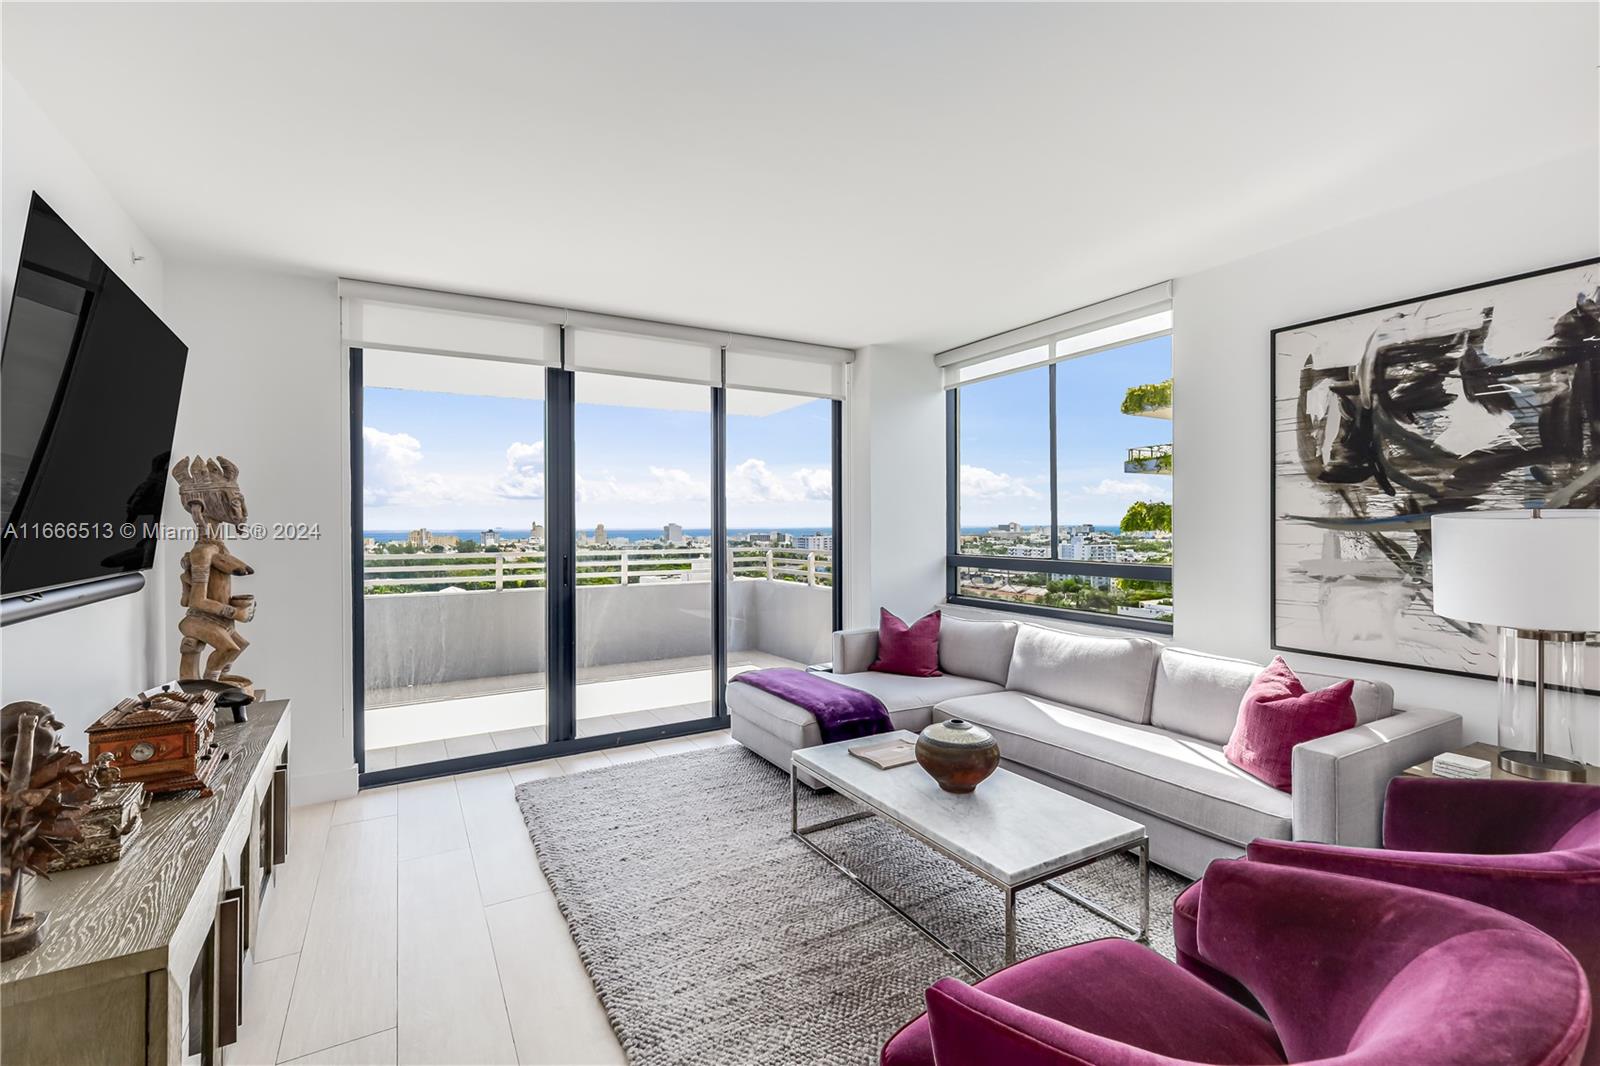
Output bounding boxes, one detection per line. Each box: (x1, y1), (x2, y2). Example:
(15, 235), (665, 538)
(728, 614), (1462, 878)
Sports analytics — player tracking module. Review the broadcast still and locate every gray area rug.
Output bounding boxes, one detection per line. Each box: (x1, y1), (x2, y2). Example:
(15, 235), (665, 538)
(516, 746), (1188, 1066)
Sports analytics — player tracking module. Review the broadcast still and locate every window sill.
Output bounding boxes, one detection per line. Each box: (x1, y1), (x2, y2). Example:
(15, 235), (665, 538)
(944, 595), (1173, 638)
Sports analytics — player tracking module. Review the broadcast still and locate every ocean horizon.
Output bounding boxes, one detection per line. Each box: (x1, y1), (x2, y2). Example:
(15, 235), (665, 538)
(365, 523), (1124, 543)
(364, 526), (835, 543)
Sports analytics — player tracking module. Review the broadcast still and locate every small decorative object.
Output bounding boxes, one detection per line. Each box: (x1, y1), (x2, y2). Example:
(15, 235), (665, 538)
(915, 718), (1001, 793)
(87, 687), (229, 796)
(172, 455), (257, 694)
(1432, 507), (1599, 782)
(1430, 752), (1493, 780)
(1271, 258), (1599, 684)
(46, 753), (146, 872)
(1, 701), (96, 960)
(215, 686), (253, 725)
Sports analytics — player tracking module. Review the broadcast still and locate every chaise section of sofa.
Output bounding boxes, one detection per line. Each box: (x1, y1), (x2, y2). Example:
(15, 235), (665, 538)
(727, 614), (1462, 877)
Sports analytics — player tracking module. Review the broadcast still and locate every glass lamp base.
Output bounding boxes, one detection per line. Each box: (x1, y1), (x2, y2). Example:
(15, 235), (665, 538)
(1497, 749), (1588, 783)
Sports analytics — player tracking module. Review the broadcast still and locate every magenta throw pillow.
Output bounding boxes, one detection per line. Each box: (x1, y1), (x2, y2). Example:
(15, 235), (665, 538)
(870, 608), (942, 677)
(1224, 657), (1356, 792)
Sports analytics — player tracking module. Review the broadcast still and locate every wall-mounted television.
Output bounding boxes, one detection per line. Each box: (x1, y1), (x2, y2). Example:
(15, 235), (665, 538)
(1, 194), (188, 598)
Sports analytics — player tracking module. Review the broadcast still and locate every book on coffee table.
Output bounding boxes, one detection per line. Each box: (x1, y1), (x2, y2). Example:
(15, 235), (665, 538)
(849, 737), (917, 769)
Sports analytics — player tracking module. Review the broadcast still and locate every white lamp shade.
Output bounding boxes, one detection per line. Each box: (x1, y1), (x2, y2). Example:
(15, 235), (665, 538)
(1430, 510), (1600, 632)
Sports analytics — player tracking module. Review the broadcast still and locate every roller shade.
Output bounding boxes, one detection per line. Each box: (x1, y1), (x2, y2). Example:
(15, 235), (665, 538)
(937, 282), (1173, 387)
(567, 327), (720, 386)
(725, 346), (846, 399)
(340, 280), (562, 365)
(342, 278), (855, 394)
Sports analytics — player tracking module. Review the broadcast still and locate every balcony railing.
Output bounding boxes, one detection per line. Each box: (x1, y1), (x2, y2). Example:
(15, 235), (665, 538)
(1124, 443), (1173, 475)
(363, 545), (833, 593)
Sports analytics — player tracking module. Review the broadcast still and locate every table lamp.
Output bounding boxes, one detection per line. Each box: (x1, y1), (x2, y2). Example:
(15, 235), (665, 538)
(1431, 507), (1599, 783)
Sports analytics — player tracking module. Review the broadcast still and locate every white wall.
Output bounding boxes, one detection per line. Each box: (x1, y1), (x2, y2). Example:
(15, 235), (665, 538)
(846, 344), (946, 627)
(1173, 149), (1600, 742)
(161, 264), (351, 801)
(0, 74), (168, 748)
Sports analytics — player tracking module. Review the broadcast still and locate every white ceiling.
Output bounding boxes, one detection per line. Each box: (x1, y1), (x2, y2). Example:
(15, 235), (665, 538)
(4, 3), (1595, 352)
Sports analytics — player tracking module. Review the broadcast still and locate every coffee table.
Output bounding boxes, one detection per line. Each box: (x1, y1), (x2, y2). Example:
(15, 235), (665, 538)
(791, 730), (1149, 977)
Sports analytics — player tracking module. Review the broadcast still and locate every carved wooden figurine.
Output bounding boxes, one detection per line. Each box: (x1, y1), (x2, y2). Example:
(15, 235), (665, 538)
(172, 456), (256, 691)
(1, 702), (96, 960)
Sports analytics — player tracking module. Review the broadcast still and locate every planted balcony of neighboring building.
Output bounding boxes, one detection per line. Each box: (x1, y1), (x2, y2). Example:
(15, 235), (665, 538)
(359, 545), (833, 767)
(1124, 442), (1173, 475)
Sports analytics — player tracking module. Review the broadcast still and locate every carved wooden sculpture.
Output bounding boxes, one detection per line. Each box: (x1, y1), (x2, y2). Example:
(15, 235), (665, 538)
(172, 456), (256, 690)
(1, 702), (96, 959)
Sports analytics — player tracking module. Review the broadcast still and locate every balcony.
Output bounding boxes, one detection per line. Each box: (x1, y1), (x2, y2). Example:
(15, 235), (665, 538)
(361, 546), (833, 767)
(1124, 443), (1173, 475)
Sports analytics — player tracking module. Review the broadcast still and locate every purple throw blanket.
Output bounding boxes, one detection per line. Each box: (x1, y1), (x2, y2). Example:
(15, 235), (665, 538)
(732, 668), (892, 743)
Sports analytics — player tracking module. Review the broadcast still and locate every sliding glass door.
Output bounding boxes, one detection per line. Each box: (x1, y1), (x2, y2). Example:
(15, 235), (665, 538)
(572, 373), (718, 735)
(357, 349), (549, 771)
(725, 389), (836, 676)
(348, 299), (847, 785)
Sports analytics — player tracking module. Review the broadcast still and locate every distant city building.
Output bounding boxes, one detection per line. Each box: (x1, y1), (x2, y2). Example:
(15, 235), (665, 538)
(594, 523), (607, 545)
(1061, 534), (1115, 588)
(529, 522), (545, 547)
(1007, 544), (1048, 558)
(408, 528), (433, 548)
(795, 533), (833, 551)
(663, 523), (685, 545)
(1063, 523), (1095, 536)
(362, 537), (378, 550)
(481, 529), (500, 546)
(431, 533), (459, 549)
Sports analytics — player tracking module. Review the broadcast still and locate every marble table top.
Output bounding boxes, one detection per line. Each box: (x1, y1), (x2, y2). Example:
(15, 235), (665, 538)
(793, 730), (1146, 887)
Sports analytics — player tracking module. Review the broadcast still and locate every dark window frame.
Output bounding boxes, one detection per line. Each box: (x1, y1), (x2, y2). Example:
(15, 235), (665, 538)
(946, 345), (1173, 635)
(350, 338), (844, 788)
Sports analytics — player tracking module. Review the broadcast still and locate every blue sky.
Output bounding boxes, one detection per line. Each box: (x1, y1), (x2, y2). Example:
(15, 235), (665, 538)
(959, 335), (1172, 526)
(362, 336), (1167, 531)
(363, 385), (833, 530)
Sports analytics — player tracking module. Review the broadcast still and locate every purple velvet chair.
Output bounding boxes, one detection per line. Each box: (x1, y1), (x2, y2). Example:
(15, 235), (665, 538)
(1174, 777), (1600, 1062)
(882, 860), (1591, 1066)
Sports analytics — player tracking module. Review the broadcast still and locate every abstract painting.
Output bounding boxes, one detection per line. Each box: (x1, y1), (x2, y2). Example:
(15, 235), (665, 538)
(1271, 259), (1599, 683)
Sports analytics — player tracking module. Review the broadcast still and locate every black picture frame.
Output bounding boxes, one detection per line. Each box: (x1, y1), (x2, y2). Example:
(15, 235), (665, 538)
(1268, 256), (1600, 687)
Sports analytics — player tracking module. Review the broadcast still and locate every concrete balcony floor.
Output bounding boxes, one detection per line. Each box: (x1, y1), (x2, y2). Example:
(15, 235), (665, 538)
(364, 650), (797, 770)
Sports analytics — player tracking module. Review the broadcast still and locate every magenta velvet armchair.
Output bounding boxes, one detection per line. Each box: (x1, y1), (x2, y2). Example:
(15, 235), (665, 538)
(883, 860), (1591, 1066)
(1174, 777), (1600, 1062)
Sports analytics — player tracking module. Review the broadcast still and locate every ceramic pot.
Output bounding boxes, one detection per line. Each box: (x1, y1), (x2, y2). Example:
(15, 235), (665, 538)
(915, 718), (1000, 793)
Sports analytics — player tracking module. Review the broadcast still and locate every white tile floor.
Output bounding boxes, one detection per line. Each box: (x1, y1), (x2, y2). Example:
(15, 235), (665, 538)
(236, 729), (738, 1065)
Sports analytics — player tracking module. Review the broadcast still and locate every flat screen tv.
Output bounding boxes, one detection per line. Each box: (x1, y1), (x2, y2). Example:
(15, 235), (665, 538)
(1, 194), (188, 597)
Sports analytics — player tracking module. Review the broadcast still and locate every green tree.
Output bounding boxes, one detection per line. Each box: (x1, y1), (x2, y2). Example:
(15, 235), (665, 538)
(1119, 500), (1172, 533)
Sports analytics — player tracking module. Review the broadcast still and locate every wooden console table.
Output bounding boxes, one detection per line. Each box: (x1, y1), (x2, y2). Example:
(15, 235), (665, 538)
(2, 700), (292, 1066)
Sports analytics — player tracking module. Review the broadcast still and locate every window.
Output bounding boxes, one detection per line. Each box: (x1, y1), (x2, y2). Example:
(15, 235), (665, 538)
(943, 287), (1172, 631)
(344, 282), (848, 783)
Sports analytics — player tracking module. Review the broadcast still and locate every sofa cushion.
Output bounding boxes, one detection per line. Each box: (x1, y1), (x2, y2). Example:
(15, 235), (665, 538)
(728, 670), (1002, 750)
(939, 616), (1018, 687)
(936, 690), (1293, 848)
(1151, 647), (1394, 746)
(871, 608), (943, 677)
(1002, 625), (1161, 724)
(1224, 658), (1356, 792)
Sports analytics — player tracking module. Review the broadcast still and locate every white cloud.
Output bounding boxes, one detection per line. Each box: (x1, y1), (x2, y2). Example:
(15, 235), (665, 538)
(1081, 478), (1154, 497)
(727, 458), (833, 505)
(576, 467), (709, 506)
(363, 426), (483, 508)
(960, 464), (1041, 500)
(495, 440), (545, 499)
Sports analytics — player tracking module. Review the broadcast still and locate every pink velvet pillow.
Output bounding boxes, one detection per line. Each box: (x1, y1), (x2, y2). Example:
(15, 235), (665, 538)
(870, 608), (942, 677)
(1224, 657), (1355, 792)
